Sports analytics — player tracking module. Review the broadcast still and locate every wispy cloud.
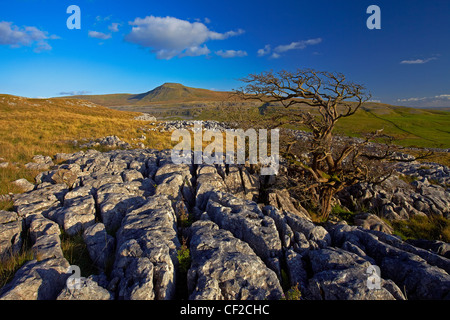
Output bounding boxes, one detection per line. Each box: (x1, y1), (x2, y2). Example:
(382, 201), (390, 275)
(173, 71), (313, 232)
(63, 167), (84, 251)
(0, 21), (58, 52)
(124, 15), (244, 59)
(215, 49), (247, 58)
(257, 44), (271, 57)
(258, 38), (322, 59)
(88, 30), (112, 40)
(108, 23), (121, 32)
(397, 93), (450, 108)
(59, 91), (91, 96)
(400, 57), (437, 64)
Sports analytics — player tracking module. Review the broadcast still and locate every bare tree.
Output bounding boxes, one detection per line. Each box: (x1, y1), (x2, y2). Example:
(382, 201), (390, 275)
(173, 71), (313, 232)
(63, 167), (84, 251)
(234, 68), (397, 219)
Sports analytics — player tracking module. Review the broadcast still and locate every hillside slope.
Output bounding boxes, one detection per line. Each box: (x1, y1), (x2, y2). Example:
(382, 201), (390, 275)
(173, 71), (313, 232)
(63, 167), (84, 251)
(0, 94), (173, 197)
(66, 83), (232, 106)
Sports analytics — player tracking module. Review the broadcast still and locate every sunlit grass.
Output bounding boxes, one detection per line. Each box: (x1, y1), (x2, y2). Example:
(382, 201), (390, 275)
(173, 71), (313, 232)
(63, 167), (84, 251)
(0, 94), (174, 197)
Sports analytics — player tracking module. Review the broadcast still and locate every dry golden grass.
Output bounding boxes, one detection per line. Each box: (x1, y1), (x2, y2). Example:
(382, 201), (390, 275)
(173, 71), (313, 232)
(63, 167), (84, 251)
(0, 94), (174, 202)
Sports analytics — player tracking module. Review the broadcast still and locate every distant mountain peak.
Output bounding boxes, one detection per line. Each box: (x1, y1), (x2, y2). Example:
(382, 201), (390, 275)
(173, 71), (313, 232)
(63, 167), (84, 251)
(159, 82), (185, 88)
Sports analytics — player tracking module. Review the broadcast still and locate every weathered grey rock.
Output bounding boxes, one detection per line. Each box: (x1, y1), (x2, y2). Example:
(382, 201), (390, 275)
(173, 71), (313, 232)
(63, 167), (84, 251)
(24, 155), (54, 171)
(61, 195), (96, 236)
(13, 183), (68, 217)
(0, 211), (23, 258)
(205, 192), (282, 275)
(195, 165), (227, 210)
(406, 239), (450, 259)
(187, 220), (283, 300)
(31, 233), (64, 260)
(263, 205), (293, 248)
(326, 223), (450, 300)
(267, 189), (311, 221)
(27, 213), (60, 244)
(122, 169), (144, 182)
(83, 223), (115, 271)
(155, 163), (194, 205)
(11, 179), (35, 192)
(111, 195), (180, 300)
(308, 267), (402, 300)
(353, 212), (393, 234)
(81, 172), (123, 189)
(240, 167), (260, 201)
(285, 210), (331, 248)
(221, 165), (245, 198)
(57, 276), (112, 300)
(134, 113), (156, 121)
(0, 258), (69, 300)
(96, 183), (146, 232)
(339, 163), (450, 220)
(285, 249), (308, 292)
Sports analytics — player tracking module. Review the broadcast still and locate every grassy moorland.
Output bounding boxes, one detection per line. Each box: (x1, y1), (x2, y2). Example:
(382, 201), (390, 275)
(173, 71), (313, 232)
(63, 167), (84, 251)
(68, 82), (450, 151)
(0, 94), (174, 206)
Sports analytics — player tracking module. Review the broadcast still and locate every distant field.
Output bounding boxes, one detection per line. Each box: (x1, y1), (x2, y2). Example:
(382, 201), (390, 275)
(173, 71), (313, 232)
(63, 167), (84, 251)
(66, 82), (450, 149)
(194, 102), (450, 149)
(336, 105), (450, 149)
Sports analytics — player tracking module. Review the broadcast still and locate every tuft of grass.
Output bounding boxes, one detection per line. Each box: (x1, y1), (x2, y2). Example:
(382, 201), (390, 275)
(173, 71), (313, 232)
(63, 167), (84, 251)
(60, 231), (96, 277)
(391, 215), (450, 242)
(0, 249), (34, 289)
(0, 232), (34, 289)
(332, 205), (357, 224)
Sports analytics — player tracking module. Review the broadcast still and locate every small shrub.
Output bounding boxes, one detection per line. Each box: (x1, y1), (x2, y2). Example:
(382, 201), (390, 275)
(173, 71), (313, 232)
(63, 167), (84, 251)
(177, 238), (191, 273)
(281, 283), (302, 300)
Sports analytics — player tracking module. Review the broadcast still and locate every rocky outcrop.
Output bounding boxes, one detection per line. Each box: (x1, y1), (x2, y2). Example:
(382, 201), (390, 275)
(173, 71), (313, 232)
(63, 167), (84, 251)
(187, 220), (283, 300)
(110, 195), (180, 300)
(0, 148), (449, 300)
(339, 162), (450, 220)
(0, 211), (23, 259)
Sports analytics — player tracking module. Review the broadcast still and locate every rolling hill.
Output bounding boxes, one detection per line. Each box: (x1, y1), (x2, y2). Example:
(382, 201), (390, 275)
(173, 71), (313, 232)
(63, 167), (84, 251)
(59, 82), (450, 149)
(65, 83), (233, 106)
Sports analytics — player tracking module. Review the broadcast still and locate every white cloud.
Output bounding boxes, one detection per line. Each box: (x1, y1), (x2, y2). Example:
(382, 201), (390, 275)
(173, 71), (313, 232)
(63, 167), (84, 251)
(257, 44), (271, 57)
(108, 23), (120, 32)
(88, 30), (112, 40)
(435, 94), (450, 99)
(179, 45), (211, 58)
(257, 38), (322, 58)
(59, 91), (91, 96)
(397, 93), (450, 108)
(0, 21), (57, 52)
(215, 49), (247, 58)
(274, 38), (322, 53)
(270, 52), (281, 59)
(400, 57), (437, 64)
(125, 15), (244, 59)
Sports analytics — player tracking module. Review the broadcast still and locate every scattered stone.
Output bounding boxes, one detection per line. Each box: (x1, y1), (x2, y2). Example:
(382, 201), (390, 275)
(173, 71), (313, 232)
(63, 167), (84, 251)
(11, 179), (35, 192)
(134, 113), (157, 121)
(353, 212), (394, 234)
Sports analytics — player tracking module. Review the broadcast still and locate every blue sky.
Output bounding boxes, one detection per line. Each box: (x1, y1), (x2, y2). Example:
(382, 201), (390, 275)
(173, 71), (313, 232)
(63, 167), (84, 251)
(0, 0), (449, 107)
